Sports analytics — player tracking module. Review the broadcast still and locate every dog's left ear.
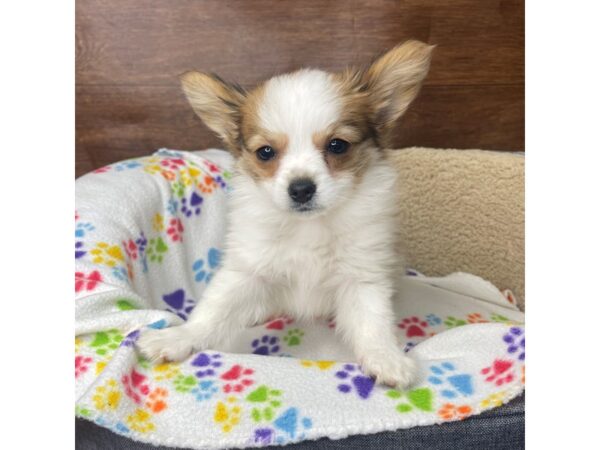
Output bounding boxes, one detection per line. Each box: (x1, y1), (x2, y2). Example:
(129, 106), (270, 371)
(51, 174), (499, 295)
(180, 71), (246, 155)
(362, 40), (434, 137)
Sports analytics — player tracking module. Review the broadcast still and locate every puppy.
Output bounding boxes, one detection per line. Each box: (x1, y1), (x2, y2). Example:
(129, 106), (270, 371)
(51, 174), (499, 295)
(138, 41), (434, 388)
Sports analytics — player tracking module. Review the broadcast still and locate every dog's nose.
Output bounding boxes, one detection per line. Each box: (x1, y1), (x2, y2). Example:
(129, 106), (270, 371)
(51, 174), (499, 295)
(288, 178), (316, 204)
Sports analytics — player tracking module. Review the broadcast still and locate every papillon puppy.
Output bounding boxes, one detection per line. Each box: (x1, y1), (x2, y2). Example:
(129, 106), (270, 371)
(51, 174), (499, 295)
(138, 41), (434, 388)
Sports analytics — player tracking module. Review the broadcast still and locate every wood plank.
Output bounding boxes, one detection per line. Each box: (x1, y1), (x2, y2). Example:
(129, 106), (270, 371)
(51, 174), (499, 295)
(76, 0), (523, 87)
(76, 83), (523, 177)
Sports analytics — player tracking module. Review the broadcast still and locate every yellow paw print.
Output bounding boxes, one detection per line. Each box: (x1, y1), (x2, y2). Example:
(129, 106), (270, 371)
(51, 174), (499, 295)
(152, 213), (164, 232)
(480, 391), (507, 409)
(95, 361), (107, 375)
(214, 397), (241, 433)
(300, 360), (335, 370)
(90, 242), (124, 268)
(152, 362), (181, 381)
(180, 166), (201, 186)
(75, 337), (83, 353)
(92, 379), (121, 411)
(126, 408), (155, 433)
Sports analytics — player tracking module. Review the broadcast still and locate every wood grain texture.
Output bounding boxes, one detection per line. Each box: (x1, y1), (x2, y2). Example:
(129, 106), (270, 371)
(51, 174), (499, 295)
(76, 0), (524, 176)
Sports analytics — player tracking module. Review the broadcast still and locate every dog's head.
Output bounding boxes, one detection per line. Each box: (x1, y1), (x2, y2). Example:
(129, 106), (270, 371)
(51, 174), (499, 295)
(181, 41), (434, 216)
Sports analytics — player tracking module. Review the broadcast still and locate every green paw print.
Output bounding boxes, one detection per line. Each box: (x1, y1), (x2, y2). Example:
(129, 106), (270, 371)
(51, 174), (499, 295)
(171, 181), (185, 198)
(137, 356), (151, 369)
(387, 388), (434, 413)
(116, 299), (138, 311)
(76, 405), (92, 418)
(90, 329), (124, 356)
(490, 313), (510, 323)
(222, 170), (233, 180)
(246, 385), (283, 422)
(173, 374), (197, 393)
(147, 237), (169, 263)
(283, 329), (304, 346)
(444, 316), (467, 328)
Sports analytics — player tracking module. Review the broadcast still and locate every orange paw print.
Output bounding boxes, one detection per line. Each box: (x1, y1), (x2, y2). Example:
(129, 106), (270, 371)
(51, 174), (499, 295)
(467, 313), (489, 324)
(145, 387), (168, 413)
(198, 175), (217, 193)
(438, 403), (472, 421)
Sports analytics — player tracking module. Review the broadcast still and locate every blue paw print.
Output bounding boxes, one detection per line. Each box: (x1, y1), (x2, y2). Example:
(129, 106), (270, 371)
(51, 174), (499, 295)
(114, 160), (142, 171)
(426, 314), (442, 326)
(192, 380), (219, 402)
(167, 198), (178, 216)
(111, 266), (129, 283)
(148, 319), (167, 329)
(273, 407), (313, 442)
(252, 335), (280, 355)
(75, 222), (95, 238)
(428, 362), (473, 399)
(193, 248), (221, 283)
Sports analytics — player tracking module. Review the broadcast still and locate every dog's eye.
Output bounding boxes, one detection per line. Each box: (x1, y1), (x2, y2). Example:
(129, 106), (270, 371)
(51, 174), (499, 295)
(256, 146), (276, 161)
(327, 139), (350, 154)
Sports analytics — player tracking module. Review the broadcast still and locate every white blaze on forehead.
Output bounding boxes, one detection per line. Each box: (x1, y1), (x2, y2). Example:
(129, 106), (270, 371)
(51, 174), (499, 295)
(258, 69), (342, 145)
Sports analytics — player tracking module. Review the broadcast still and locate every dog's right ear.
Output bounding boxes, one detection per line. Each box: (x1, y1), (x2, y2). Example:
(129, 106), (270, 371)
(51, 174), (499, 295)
(180, 71), (246, 155)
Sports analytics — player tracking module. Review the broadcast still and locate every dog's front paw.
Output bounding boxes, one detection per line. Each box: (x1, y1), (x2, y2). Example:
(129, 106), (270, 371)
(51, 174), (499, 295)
(359, 349), (417, 389)
(137, 326), (200, 363)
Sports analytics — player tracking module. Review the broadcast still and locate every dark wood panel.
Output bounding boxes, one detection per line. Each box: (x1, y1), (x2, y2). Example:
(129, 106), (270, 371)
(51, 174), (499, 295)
(76, 0), (523, 87)
(76, 84), (523, 177)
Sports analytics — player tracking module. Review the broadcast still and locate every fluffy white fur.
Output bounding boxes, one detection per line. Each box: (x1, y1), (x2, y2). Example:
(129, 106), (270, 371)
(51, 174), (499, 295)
(138, 42), (433, 388)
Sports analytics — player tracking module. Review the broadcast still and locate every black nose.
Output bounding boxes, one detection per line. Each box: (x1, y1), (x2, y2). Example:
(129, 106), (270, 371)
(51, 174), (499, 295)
(288, 178), (316, 204)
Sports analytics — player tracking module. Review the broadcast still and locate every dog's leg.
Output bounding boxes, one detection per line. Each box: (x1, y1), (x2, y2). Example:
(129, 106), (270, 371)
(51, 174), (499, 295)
(137, 268), (273, 362)
(335, 281), (416, 389)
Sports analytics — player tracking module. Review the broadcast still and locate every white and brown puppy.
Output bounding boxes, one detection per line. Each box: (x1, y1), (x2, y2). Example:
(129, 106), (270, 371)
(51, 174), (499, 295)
(138, 41), (434, 388)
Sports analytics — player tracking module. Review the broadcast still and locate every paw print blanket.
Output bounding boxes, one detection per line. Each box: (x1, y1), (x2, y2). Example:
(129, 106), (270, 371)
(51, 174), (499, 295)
(75, 149), (525, 449)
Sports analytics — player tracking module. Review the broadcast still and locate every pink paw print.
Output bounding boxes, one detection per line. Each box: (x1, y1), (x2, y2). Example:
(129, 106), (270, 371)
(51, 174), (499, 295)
(123, 239), (138, 260)
(122, 369), (151, 404)
(160, 158), (185, 170)
(398, 316), (429, 338)
(265, 316), (294, 330)
(75, 271), (102, 293)
(166, 218), (184, 242)
(220, 365), (255, 393)
(75, 355), (93, 378)
(481, 359), (515, 386)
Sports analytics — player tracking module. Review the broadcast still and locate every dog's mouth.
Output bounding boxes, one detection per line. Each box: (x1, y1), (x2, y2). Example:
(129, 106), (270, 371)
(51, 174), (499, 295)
(290, 202), (322, 215)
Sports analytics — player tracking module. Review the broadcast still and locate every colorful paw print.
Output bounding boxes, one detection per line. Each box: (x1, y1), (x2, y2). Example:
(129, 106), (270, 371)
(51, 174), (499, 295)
(467, 313), (489, 324)
(283, 329), (304, 346)
(300, 360), (335, 370)
(75, 270), (102, 293)
(122, 239), (138, 260)
(181, 191), (203, 217)
(428, 362), (474, 399)
(152, 362), (181, 381)
(480, 391), (507, 409)
(121, 369), (150, 404)
(145, 387), (168, 413)
(503, 327), (525, 361)
(221, 364), (254, 393)
(490, 313), (511, 324)
(125, 408), (155, 433)
(426, 314), (442, 326)
(404, 342), (417, 352)
(75, 222), (95, 238)
(265, 316), (294, 330)
(273, 408), (312, 443)
(247, 385), (283, 422)
(75, 355), (92, 378)
(160, 157), (186, 171)
(387, 387), (434, 413)
(90, 242), (125, 267)
(173, 374), (198, 393)
(75, 241), (86, 259)
(214, 397), (241, 433)
(162, 289), (196, 320)
(192, 380), (219, 402)
(171, 181), (185, 199)
(438, 403), (472, 421)
(90, 329), (123, 355)
(252, 335), (280, 355)
(481, 359), (515, 386)
(147, 237), (169, 263)
(198, 174), (217, 193)
(92, 379), (121, 411)
(335, 364), (375, 399)
(152, 213), (164, 232)
(192, 352), (223, 377)
(121, 329), (140, 347)
(398, 316), (429, 338)
(166, 218), (184, 242)
(193, 248), (221, 283)
(444, 316), (468, 328)
(116, 298), (138, 311)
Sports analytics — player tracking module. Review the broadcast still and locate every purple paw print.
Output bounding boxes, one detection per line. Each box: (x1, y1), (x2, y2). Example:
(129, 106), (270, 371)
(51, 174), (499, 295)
(191, 352), (223, 377)
(252, 335), (280, 355)
(121, 330), (140, 347)
(335, 364), (375, 399)
(181, 192), (203, 217)
(503, 327), (525, 361)
(162, 289), (196, 320)
(75, 241), (86, 259)
(254, 428), (274, 445)
(404, 342), (417, 352)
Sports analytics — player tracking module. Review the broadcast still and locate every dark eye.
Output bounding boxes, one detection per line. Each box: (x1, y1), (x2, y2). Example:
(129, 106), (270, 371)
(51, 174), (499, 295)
(256, 146), (276, 161)
(327, 139), (350, 154)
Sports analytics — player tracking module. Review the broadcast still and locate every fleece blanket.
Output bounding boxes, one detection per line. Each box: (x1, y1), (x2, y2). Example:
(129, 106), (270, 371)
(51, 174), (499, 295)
(75, 149), (525, 449)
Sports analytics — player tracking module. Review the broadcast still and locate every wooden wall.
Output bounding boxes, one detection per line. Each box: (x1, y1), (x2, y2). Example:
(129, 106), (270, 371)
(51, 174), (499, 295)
(76, 0), (524, 177)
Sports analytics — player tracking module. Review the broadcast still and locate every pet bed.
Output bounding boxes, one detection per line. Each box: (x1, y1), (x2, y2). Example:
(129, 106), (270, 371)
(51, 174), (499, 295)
(75, 149), (525, 449)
